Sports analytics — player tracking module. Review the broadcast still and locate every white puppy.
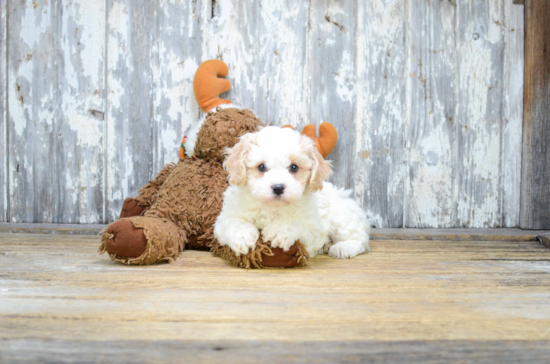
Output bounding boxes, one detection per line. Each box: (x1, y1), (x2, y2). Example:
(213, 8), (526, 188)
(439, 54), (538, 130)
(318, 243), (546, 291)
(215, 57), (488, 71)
(214, 126), (370, 259)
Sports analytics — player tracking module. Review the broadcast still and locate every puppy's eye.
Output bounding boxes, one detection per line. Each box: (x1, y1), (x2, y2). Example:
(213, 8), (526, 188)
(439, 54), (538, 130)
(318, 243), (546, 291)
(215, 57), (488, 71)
(290, 164), (299, 173)
(258, 164), (267, 172)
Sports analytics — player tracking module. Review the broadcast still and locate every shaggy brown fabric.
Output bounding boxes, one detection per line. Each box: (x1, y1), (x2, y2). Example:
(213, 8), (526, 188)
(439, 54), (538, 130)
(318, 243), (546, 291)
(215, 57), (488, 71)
(194, 108), (263, 163)
(99, 216), (185, 265)
(144, 157), (229, 249)
(211, 238), (309, 269)
(119, 198), (148, 218)
(134, 163), (177, 207)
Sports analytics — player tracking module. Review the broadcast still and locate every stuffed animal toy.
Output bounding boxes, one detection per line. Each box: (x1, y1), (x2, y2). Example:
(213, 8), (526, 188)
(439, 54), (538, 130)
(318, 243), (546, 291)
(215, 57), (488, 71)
(99, 60), (337, 268)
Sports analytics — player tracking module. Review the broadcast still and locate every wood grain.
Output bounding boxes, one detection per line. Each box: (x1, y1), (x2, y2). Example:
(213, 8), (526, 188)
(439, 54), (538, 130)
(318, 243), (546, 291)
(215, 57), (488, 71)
(0, 0), (6, 222)
(455, 0), (506, 228)
(6, 0), (105, 223)
(105, 0), (157, 222)
(2, 223), (548, 242)
(2, 339), (550, 363)
(520, 0), (550, 229)
(1, 233), (550, 361)
(1, 1), (528, 227)
(7, 0), (60, 222)
(57, 0), (106, 223)
(502, 0), (524, 227)
(406, 0), (457, 228)
(355, 0), (407, 228)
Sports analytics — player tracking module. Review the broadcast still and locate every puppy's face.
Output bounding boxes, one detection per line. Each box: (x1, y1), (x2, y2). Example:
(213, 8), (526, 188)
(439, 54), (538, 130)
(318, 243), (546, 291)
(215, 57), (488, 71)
(224, 126), (332, 207)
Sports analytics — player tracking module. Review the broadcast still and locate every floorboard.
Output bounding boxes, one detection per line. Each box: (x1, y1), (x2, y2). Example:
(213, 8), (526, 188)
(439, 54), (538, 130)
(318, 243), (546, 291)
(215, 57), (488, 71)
(1, 233), (549, 363)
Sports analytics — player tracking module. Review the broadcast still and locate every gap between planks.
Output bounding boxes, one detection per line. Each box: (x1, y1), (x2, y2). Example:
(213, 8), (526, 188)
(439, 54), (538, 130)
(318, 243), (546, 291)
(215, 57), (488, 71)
(0, 223), (549, 243)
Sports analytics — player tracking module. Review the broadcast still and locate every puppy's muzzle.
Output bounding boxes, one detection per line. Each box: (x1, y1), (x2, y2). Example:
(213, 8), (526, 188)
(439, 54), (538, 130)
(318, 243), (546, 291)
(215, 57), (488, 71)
(272, 184), (285, 196)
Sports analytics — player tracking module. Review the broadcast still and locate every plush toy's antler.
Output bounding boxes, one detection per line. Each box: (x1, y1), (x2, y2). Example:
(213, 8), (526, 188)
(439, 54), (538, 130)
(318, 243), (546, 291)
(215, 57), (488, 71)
(194, 60), (232, 112)
(283, 123), (338, 158)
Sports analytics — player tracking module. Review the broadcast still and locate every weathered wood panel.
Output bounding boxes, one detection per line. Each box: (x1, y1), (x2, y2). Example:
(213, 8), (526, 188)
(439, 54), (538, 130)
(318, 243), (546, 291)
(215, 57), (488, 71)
(8, 0), (61, 222)
(309, 0), (357, 193)
(1, 233), (550, 361)
(57, 0), (105, 223)
(406, 0), (457, 228)
(105, 0), (157, 221)
(355, 0), (407, 228)
(501, 0), (524, 228)
(7, 0), (105, 223)
(0, 0), (6, 222)
(455, 0), (506, 228)
(152, 0), (205, 174)
(520, 0), (550, 229)
(0, 0), (527, 227)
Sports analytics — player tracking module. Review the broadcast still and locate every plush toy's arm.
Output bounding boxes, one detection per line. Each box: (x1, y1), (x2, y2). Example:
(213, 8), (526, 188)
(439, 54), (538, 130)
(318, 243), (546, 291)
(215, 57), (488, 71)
(134, 163), (177, 208)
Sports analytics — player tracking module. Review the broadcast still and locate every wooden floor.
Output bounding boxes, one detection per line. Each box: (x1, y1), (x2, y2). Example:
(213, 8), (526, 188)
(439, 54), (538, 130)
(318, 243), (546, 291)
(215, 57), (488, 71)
(1, 232), (550, 363)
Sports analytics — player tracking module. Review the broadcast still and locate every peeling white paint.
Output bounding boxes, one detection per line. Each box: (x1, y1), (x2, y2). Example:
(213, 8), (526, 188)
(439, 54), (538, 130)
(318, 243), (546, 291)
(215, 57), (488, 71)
(5, 0), (525, 226)
(20, 1), (50, 48)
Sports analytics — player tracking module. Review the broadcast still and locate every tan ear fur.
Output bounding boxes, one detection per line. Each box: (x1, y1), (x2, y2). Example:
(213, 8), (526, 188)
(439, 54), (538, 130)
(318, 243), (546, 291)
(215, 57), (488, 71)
(309, 142), (332, 192)
(223, 133), (256, 186)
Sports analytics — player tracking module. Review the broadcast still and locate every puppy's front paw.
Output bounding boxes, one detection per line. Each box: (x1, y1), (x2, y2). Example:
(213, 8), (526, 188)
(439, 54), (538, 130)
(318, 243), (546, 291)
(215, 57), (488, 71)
(328, 240), (365, 259)
(227, 227), (260, 256)
(262, 225), (296, 252)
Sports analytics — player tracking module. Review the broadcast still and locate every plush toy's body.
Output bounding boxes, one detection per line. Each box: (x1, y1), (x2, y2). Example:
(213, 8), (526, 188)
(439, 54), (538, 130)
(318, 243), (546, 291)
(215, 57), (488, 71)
(99, 60), (335, 268)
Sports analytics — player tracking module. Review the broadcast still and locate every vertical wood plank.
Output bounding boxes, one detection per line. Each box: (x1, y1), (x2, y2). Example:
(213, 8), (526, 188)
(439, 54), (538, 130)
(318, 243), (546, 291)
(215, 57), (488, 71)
(202, 0), (310, 126)
(253, 0), (310, 128)
(355, 0), (407, 228)
(520, 0), (550, 229)
(152, 0), (204, 173)
(308, 0), (357, 192)
(501, 1), (524, 227)
(455, 0), (505, 227)
(57, 0), (105, 223)
(7, 0), (60, 222)
(201, 0), (261, 115)
(406, 0), (457, 228)
(0, 0), (6, 221)
(105, 0), (157, 222)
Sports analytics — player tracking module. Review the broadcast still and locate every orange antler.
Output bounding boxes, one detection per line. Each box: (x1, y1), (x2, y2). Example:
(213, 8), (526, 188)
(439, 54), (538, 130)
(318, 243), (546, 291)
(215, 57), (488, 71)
(302, 123), (338, 158)
(282, 123), (338, 158)
(193, 60), (232, 112)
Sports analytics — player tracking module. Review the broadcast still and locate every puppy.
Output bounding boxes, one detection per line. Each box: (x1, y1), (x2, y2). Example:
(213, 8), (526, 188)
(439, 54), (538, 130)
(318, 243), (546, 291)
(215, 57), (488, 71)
(214, 126), (370, 259)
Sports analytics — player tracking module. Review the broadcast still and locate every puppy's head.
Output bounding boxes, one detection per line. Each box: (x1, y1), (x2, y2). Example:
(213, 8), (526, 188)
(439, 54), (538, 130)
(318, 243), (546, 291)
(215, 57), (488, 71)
(224, 126), (332, 206)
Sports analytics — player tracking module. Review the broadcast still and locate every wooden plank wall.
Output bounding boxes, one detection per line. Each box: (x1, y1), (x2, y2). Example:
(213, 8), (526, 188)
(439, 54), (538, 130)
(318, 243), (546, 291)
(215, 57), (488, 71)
(0, 0), (526, 228)
(520, 0), (550, 229)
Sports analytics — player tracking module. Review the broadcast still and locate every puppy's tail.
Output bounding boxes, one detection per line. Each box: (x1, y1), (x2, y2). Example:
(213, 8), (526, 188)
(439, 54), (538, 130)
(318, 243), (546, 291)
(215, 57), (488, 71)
(194, 60), (233, 112)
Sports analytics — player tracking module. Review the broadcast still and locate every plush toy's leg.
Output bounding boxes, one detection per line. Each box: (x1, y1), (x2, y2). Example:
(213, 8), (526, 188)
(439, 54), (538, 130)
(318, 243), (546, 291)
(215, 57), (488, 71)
(99, 216), (186, 265)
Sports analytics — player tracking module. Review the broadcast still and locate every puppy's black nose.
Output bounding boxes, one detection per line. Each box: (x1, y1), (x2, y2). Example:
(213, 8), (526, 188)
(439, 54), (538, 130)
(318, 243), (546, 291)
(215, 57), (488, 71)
(272, 184), (285, 196)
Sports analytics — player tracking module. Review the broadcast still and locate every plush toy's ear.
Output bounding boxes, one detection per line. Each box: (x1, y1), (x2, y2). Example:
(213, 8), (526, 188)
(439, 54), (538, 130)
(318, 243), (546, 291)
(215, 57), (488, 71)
(223, 133), (257, 186)
(301, 123), (338, 158)
(194, 60), (233, 112)
(308, 140), (332, 192)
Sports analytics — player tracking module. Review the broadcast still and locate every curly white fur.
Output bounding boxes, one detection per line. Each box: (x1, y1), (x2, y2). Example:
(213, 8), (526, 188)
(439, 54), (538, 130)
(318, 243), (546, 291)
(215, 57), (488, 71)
(214, 126), (370, 259)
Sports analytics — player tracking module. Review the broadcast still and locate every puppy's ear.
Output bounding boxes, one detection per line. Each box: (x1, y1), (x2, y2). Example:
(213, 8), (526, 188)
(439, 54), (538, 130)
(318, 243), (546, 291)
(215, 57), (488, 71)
(309, 143), (332, 192)
(223, 133), (256, 186)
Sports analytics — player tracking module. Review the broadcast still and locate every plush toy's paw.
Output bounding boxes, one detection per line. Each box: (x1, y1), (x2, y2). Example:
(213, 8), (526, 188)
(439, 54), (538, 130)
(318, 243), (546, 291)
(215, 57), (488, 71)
(119, 197), (148, 218)
(261, 243), (303, 268)
(211, 238), (309, 269)
(328, 240), (365, 259)
(226, 227), (260, 256)
(261, 225), (297, 252)
(103, 219), (147, 259)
